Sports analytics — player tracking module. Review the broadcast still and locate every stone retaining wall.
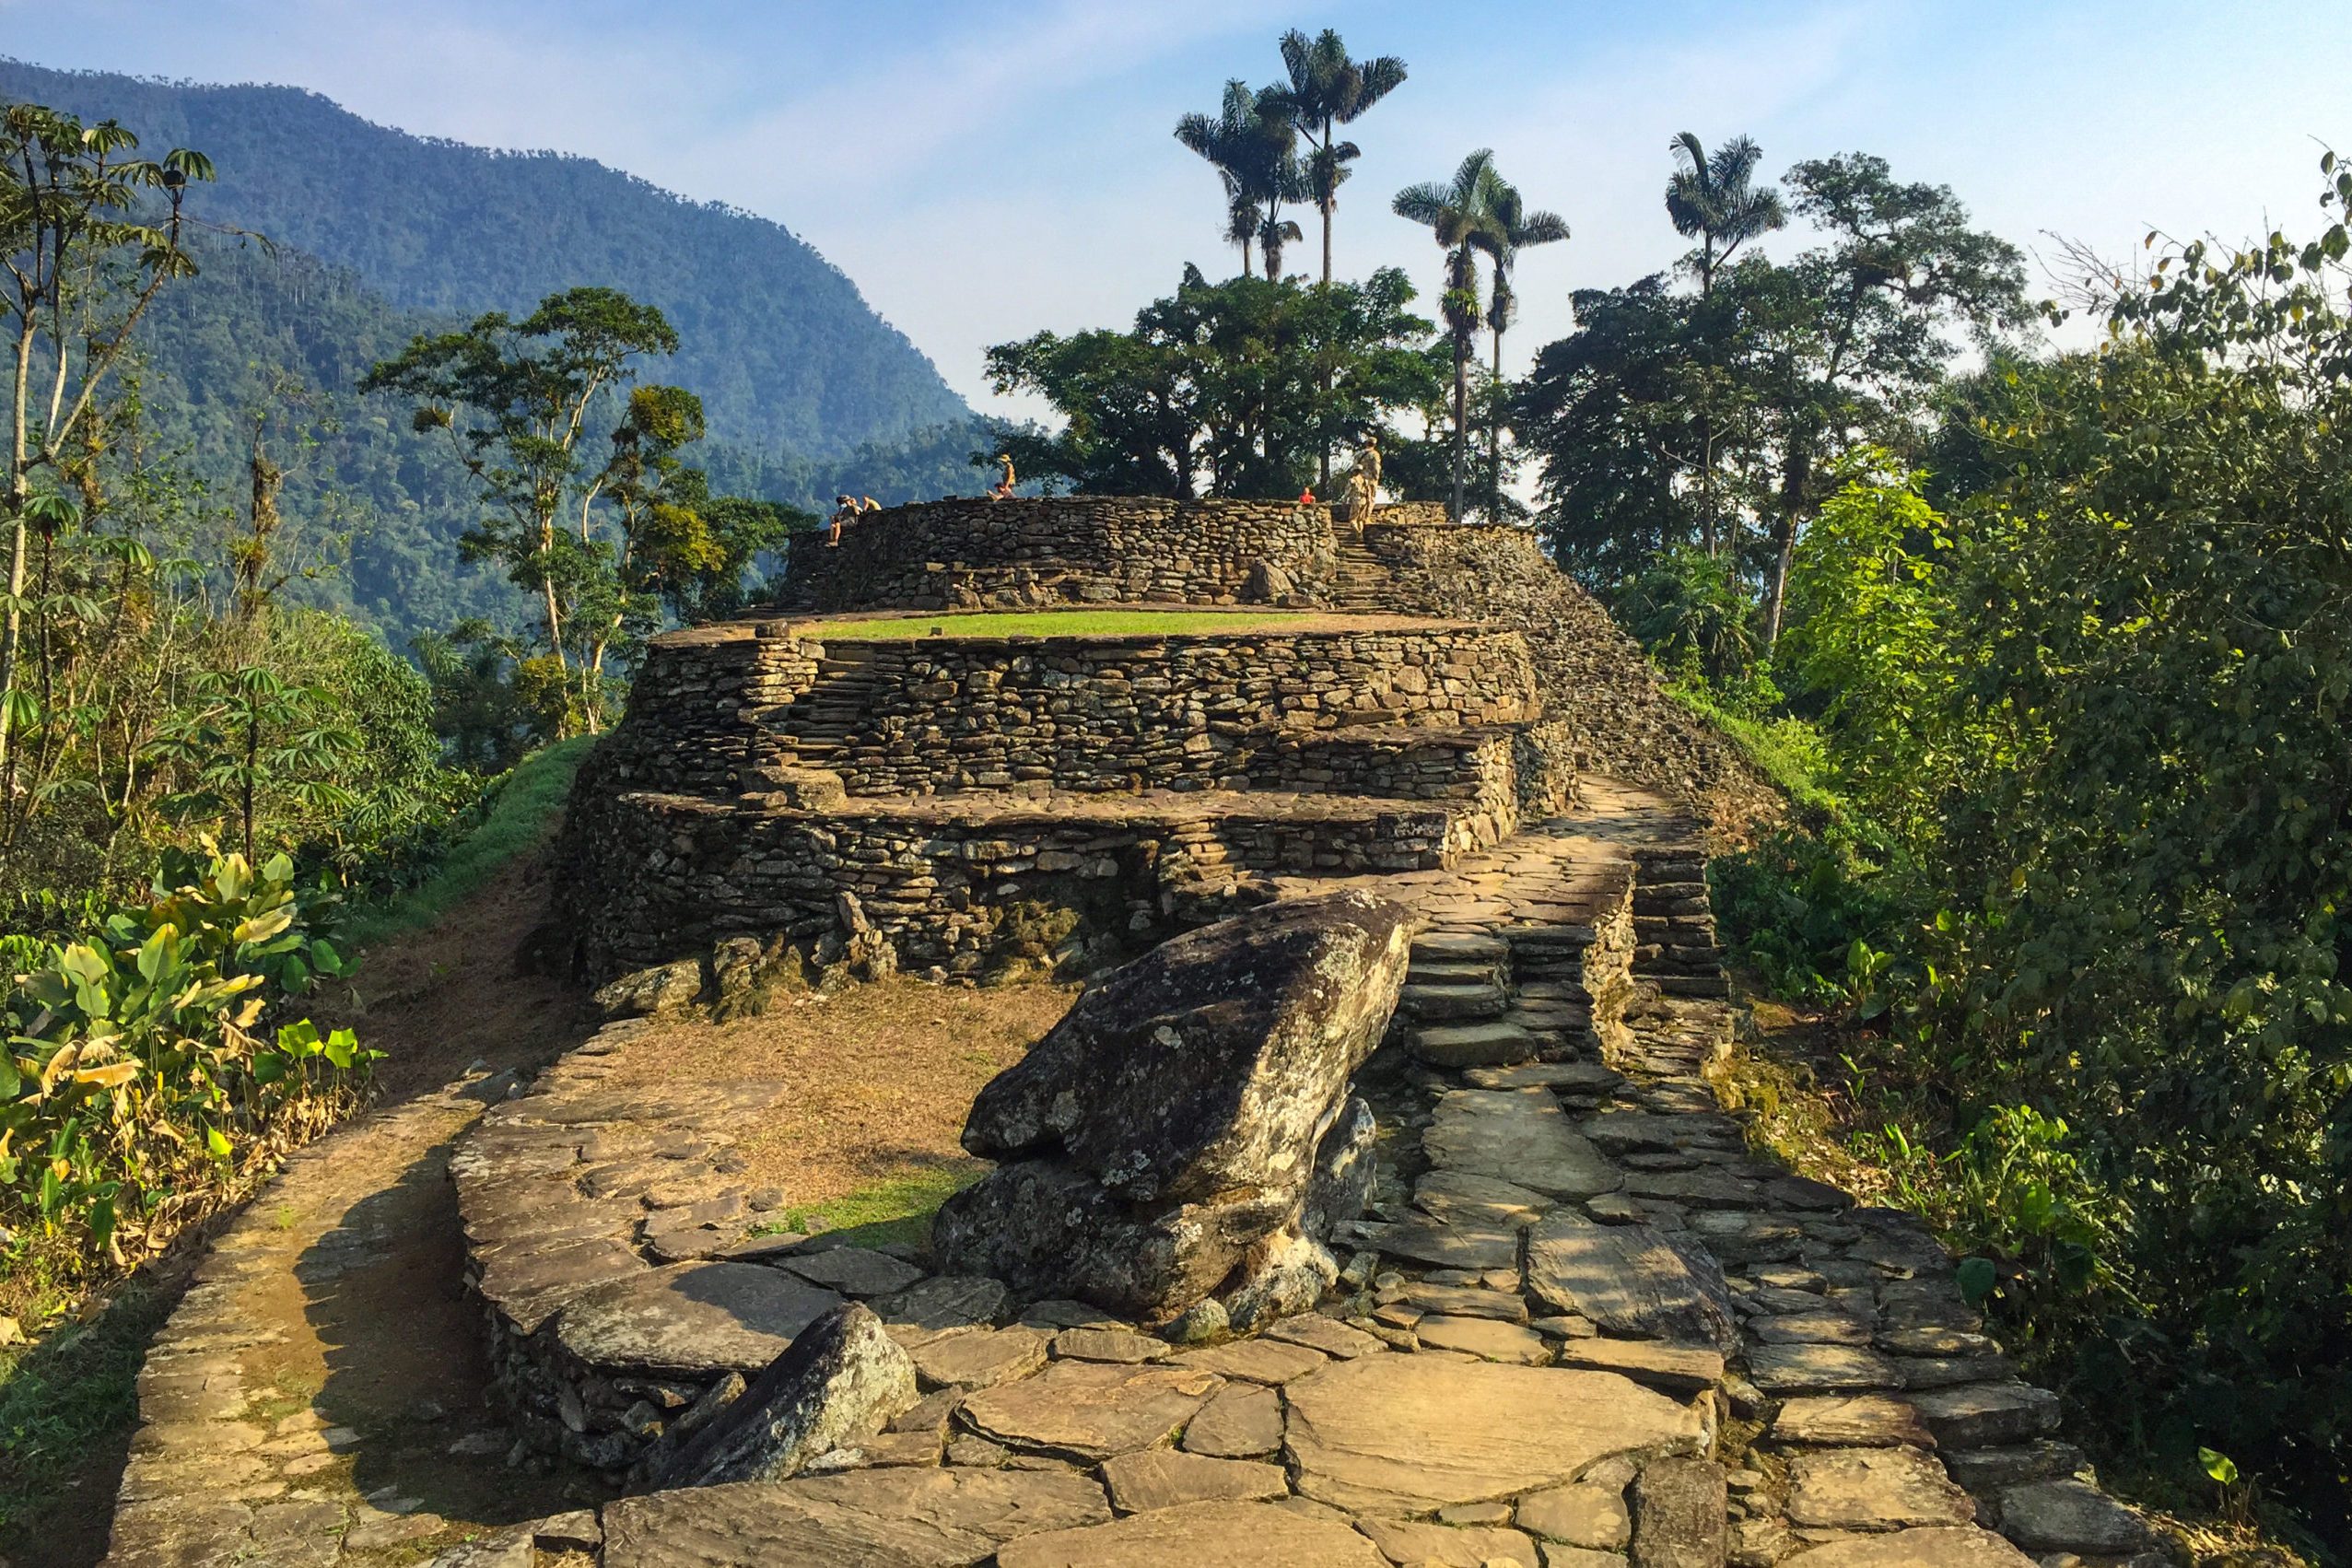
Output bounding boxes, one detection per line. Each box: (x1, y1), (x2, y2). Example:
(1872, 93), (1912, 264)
(794, 627), (1541, 797)
(589, 623), (822, 799)
(778, 497), (1448, 612)
(1357, 523), (1785, 842)
(554, 782), (1476, 981)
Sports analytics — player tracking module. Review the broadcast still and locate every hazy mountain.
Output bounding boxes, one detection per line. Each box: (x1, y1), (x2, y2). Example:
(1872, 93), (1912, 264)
(0, 57), (970, 457)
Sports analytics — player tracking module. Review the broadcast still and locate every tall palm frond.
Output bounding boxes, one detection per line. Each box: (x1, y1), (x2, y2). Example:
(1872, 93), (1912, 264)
(1470, 175), (1567, 522)
(1395, 150), (1505, 521)
(1279, 28), (1408, 285)
(1665, 131), (1785, 296)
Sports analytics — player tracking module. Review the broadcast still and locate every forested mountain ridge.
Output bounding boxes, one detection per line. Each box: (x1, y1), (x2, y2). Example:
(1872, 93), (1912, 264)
(0, 57), (971, 457)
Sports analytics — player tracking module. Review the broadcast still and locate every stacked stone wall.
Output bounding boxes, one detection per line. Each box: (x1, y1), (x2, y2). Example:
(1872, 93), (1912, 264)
(591, 624), (821, 797)
(556, 779), (1463, 980)
(807, 627), (1539, 796)
(1359, 523), (1784, 841)
(778, 497), (1449, 611)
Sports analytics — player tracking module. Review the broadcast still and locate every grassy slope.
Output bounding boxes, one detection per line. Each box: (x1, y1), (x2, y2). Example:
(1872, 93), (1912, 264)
(336, 736), (595, 953)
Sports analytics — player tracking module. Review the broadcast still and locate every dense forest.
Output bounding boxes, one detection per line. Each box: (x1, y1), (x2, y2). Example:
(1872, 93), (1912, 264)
(0, 57), (1012, 646)
(0, 57), (969, 456)
(0, 27), (2346, 1563)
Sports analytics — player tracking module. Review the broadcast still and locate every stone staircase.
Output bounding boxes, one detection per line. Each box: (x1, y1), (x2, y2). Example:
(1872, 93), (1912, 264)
(758, 646), (886, 772)
(1326, 538), (1395, 610)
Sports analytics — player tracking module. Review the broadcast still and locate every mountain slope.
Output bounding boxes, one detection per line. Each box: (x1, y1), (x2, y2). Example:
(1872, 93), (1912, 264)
(0, 57), (969, 457)
(124, 232), (1003, 643)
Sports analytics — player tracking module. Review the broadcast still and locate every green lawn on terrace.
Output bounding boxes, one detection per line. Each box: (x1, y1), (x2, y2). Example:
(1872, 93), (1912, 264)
(794, 609), (1328, 640)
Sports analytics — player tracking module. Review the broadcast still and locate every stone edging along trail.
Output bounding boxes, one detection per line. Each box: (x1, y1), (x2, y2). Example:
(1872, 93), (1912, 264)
(102, 781), (2167, 1567)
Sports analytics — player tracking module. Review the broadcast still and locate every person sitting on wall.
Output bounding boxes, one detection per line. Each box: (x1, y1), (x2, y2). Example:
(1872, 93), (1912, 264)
(1298, 484), (1316, 505)
(826, 494), (878, 547)
(987, 452), (1017, 500)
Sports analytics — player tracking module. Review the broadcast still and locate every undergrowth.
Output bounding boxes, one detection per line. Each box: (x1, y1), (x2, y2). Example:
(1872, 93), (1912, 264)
(336, 736), (594, 953)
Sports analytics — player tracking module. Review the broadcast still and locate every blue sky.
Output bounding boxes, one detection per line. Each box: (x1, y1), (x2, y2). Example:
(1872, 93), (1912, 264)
(6, 1), (2349, 417)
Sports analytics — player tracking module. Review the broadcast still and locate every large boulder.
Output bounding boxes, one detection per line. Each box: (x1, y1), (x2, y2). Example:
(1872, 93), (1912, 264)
(936, 891), (1411, 1325)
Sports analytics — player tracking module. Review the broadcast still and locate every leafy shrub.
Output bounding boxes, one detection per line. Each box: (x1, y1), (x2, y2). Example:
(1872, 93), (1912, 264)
(0, 844), (375, 1266)
(1709, 825), (1907, 1002)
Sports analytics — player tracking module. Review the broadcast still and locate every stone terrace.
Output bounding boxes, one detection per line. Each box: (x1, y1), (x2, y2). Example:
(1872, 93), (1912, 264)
(393, 783), (2159, 1567)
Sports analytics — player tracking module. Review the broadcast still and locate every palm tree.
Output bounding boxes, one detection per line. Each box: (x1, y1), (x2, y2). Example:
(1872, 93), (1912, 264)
(1664, 132), (1785, 554)
(1176, 80), (1305, 280)
(1664, 132), (1784, 298)
(1474, 177), (1568, 522)
(1276, 29), (1408, 286)
(1258, 212), (1305, 279)
(1394, 150), (1504, 522)
(1177, 81), (1267, 277)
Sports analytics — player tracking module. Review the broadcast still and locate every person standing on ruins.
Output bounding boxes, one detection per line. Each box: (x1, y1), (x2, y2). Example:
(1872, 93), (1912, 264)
(988, 452), (1017, 500)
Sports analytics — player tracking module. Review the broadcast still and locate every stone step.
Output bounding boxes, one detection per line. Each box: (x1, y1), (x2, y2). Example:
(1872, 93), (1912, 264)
(1505, 924), (1597, 954)
(1411, 930), (1511, 964)
(1400, 980), (1509, 1022)
(1410, 1020), (1538, 1069)
(1651, 974), (1732, 1000)
(1407, 960), (1504, 989)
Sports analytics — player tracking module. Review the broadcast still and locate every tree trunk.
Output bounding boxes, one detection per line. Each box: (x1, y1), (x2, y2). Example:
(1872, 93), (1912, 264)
(1489, 327), (1505, 524)
(1762, 446), (1811, 652)
(1321, 198), (1334, 287)
(1451, 333), (1469, 524)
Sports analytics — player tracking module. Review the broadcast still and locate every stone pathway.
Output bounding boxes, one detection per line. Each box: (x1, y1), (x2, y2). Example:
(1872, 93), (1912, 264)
(104, 780), (2163, 1568)
(100, 1074), (609, 1567)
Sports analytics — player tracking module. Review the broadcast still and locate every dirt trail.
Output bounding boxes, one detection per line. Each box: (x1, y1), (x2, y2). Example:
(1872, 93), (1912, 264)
(85, 849), (606, 1568)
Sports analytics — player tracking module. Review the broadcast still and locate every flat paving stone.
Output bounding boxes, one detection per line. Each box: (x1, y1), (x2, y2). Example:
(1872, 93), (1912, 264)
(779, 1246), (928, 1297)
(1744, 1342), (1904, 1394)
(1777, 1526), (2035, 1568)
(1993, 1478), (2150, 1553)
(1170, 1339), (1328, 1385)
(1786, 1447), (1975, 1530)
(1262, 1315), (1384, 1360)
(600, 1469), (1111, 1567)
(1354, 1515), (1541, 1566)
(1526, 1214), (1738, 1352)
(874, 1274), (1012, 1331)
(1098, 1449), (1287, 1512)
(1051, 1328), (1170, 1364)
(958, 1360), (1223, 1462)
(1181, 1382), (1283, 1458)
(1403, 1281), (1530, 1322)
(1414, 1170), (1556, 1228)
(911, 1326), (1051, 1389)
(995, 1498), (1389, 1567)
(1360, 1219), (1522, 1271)
(1551, 1339), (1723, 1393)
(1282, 1352), (1702, 1514)
(1413, 1315), (1551, 1363)
(1903, 1383), (2059, 1448)
(552, 1261), (846, 1377)
(1413, 1021), (1538, 1068)
(1424, 1090), (1621, 1200)
(1749, 1312), (1876, 1346)
(1772, 1396), (1937, 1449)
(1462, 1062), (1626, 1094)
(1515, 1480), (1632, 1548)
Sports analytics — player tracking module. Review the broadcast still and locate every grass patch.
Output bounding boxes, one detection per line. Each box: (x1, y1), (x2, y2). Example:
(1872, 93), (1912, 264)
(776, 1166), (979, 1251)
(0, 1274), (177, 1541)
(799, 609), (1324, 641)
(1664, 681), (1843, 817)
(336, 736), (596, 953)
